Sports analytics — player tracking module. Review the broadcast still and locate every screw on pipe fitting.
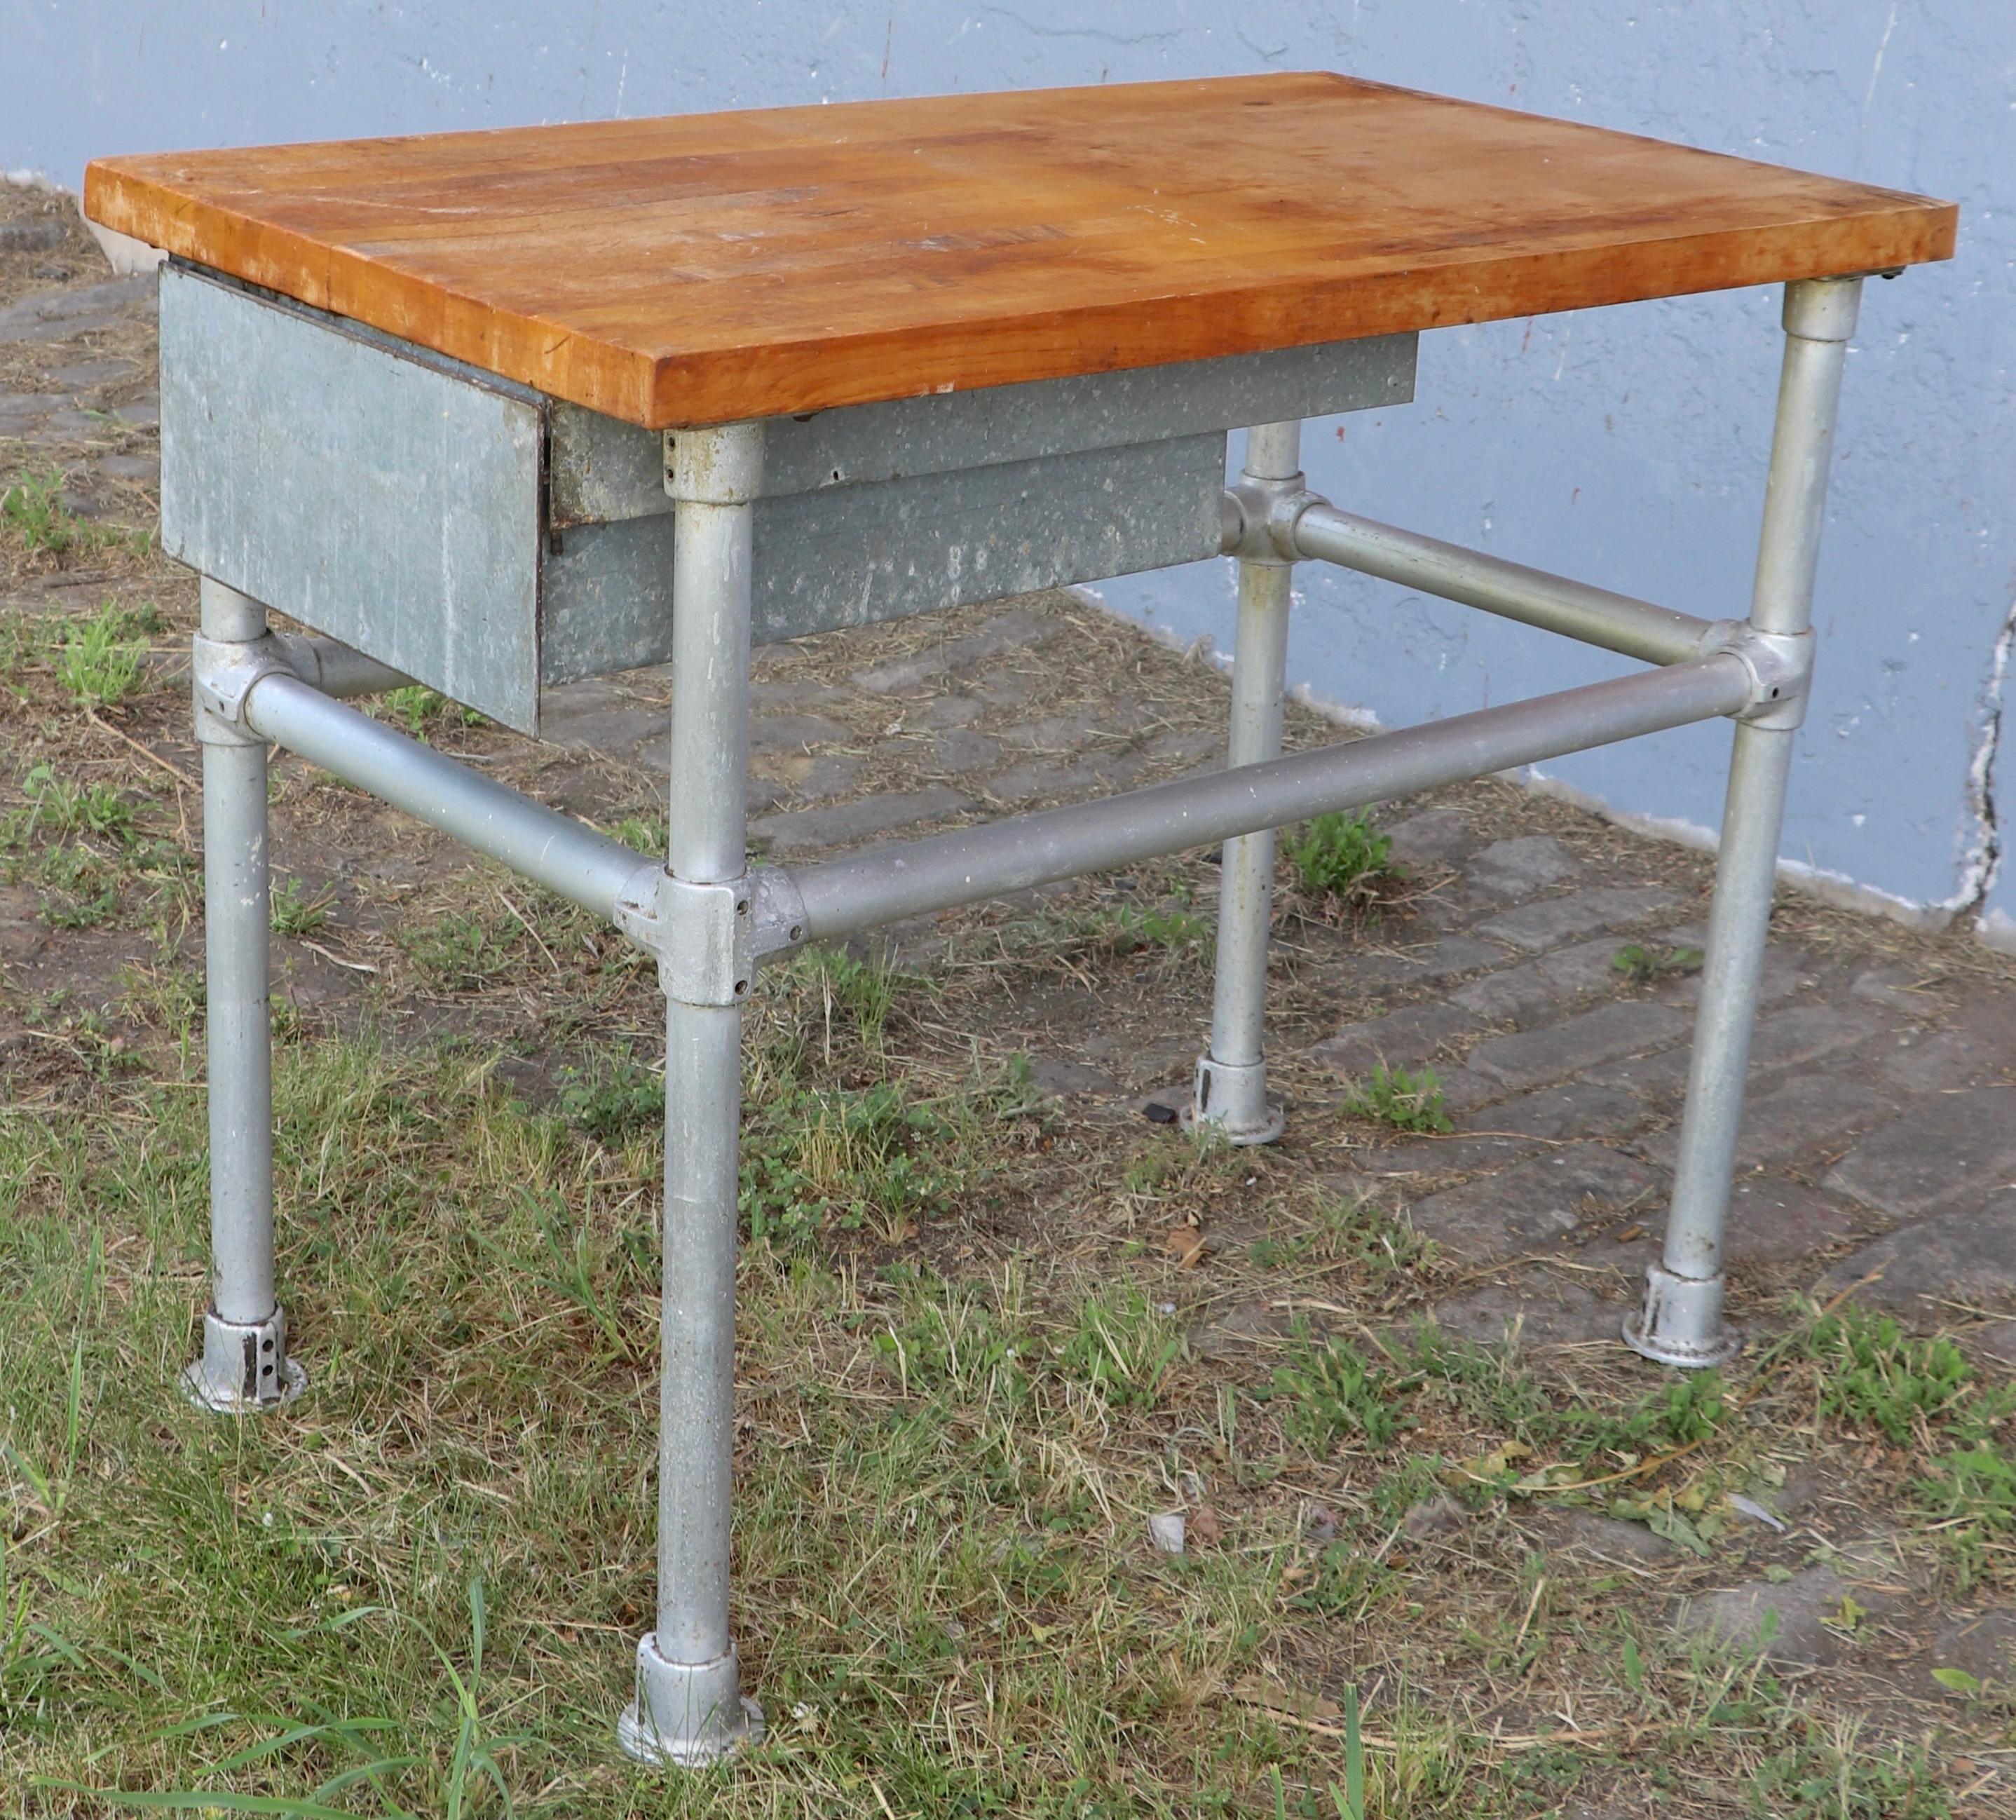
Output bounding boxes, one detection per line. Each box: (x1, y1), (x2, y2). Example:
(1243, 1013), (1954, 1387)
(1622, 1265), (1741, 1369)
(182, 1304), (306, 1413)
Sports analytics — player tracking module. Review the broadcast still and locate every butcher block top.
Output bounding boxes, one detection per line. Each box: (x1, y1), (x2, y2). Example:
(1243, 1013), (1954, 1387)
(85, 73), (1955, 430)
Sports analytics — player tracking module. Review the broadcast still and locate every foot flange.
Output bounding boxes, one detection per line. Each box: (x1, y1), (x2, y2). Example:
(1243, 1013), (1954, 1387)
(1622, 1265), (1742, 1370)
(182, 1304), (306, 1413)
(618, 1634), (764, 1768)
(1187, 1054), (1285, 1146)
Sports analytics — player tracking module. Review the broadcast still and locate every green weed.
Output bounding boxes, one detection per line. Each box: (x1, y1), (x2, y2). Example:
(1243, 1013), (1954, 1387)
(558, 1051), (665, 1146)
(53, 598), (160, 709)
(1257, 1331), (1413, 1457)
(1, 470), (87, 557)
(381, 684), (487, 740)
(400, 910), (518, 989)
(741, 1081), (966, 1245)
(269, 878), (334, 939)
(4, 763), (133, 846)
(1284, 809), (1401, 902)
(1613, 942), (1705, 985)
(1059, 1283), (1182, 1409)
(1566, 1371), (1730, 1463)
(1807, 1308), (1973, 1444)
(771, 944), (910, 1052)
(1748, 1723), (1952, 1819)
(1341, 1063), (1452, 1134)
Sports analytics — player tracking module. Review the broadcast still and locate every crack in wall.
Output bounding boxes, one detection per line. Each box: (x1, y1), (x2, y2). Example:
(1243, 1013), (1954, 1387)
(1954, 591), (2015, 928)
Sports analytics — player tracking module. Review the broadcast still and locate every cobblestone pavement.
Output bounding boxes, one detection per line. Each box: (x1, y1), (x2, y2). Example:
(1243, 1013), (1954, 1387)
(8, 188), (2016, 1805)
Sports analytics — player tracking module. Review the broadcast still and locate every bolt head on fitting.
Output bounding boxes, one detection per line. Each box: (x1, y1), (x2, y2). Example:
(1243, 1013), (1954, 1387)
(1186, 1054), (1284, 1146)
(182, 1304), (306, 1413)
(1622, 1265), (1742, 1370)
(618, 1635), (764, 1768)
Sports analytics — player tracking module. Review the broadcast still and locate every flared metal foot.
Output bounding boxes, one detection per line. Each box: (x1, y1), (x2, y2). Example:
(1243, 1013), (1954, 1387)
(182, 1304), (306, 1413)
(1622, 1265), (1742, 1369)
(1187, 1055), (1283, 1146)
(618, 1635), (764, 1768)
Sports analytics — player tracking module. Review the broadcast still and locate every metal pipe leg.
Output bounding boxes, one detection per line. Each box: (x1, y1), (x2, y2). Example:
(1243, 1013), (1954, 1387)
(1192, 421), (1302, 1144)
(1626, 275), (1863, 1368)
(620, 423), (766, 1768)
(184, 577), (304, 1413)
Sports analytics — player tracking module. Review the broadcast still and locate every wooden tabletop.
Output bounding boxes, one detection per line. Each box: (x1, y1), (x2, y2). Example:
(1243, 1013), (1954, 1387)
(86, 74), (1954, 430)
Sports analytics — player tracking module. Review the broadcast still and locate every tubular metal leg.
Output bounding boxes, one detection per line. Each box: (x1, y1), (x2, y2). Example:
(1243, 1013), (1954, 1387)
(1626, 275), (1864, 1369)
(620, 423), (767, 1767)
(1192, 420), (1302, 1144)
(184, 577), (304, 1412)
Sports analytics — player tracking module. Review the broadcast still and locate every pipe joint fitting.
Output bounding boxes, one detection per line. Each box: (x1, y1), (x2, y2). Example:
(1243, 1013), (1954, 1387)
(663, 421), (767, 505)
(619, 1636), (764, 1767)
(1782, 275), (1863, 345)
(615, 863), (808, 993)
(183, 1303), (306, 1413)
(1623, 1265), (1741, 1369)
(191, 630), (294, 747)
(1220, 474), (1322, 566)
(1705, 623), (1815, 729)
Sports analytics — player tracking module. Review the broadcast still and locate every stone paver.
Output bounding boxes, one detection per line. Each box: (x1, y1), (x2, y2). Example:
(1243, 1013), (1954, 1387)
(1473, 885), (1680, 952)
(0, 273), (154, 343)
(852, 609), (1065, 693)
(749, 785), (972, 855)
(1407, 1142), (1661, 1261)
(1450, 936), (1640, 1025)
(1879, 989), (2016, 1093)
(1930, 1611), (2016, 1691)
(1466, 1000), (1687, 1092)
(1465, 834), (1581, 900)
(1383, 806), (1476, 867)
(1824, 1089), (2016, 1221)
(1638, 1073), (1893, 1174)
(1818, 1202), (2016, 1317)
(1591, 1174), (1860, 1270)
(1677, 1564), (1888, 1667)
(1309, 1001), (1480, 1080)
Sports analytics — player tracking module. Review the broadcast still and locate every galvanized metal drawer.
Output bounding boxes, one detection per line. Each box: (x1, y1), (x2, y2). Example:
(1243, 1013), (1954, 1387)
(160, 262), (1415, 735)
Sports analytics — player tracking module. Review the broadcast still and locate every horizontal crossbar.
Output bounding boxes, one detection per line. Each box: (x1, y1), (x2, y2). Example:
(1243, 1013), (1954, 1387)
(782, 651), (1752, 942)
(230, 643), (1755, 971)
(1289, 501), (1722, 667)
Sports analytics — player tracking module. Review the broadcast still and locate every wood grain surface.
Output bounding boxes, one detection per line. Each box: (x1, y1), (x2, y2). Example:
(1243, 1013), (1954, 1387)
(85, 74), (1956, 428)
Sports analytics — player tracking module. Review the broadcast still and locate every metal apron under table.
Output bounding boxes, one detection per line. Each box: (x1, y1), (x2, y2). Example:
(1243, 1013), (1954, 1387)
(84, 74), (1955, 1767)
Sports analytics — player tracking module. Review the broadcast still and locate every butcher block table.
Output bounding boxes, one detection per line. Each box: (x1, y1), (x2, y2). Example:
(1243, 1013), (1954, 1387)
(85, 74), (1953, 1767)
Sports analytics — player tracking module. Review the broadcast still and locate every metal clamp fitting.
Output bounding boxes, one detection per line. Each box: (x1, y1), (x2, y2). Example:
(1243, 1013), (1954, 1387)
(664, 421), (766, 505)
(191, 630), (294, 747)
(613, 862), (810, 992)
(1701, 623), (1816, 729)
(649, 872), (756, 1007)
(1220, 473), (1323, 566)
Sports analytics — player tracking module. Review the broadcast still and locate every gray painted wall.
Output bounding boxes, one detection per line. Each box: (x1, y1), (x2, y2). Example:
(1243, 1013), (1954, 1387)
(6, 1), (2010, 946)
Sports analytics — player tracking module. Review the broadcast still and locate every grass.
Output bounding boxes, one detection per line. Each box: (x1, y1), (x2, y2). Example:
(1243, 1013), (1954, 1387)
(53, 597), (163, 710)
(7, 958), (2011, 1814)
(2, 471), (155, 573)
(1613, 942), (1706, 986)
(271, 878), (336, 939)
(381, 684), (489, 740)
(1283, 810), (1401, 908)
(1340, 1064), (1452, 1134)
